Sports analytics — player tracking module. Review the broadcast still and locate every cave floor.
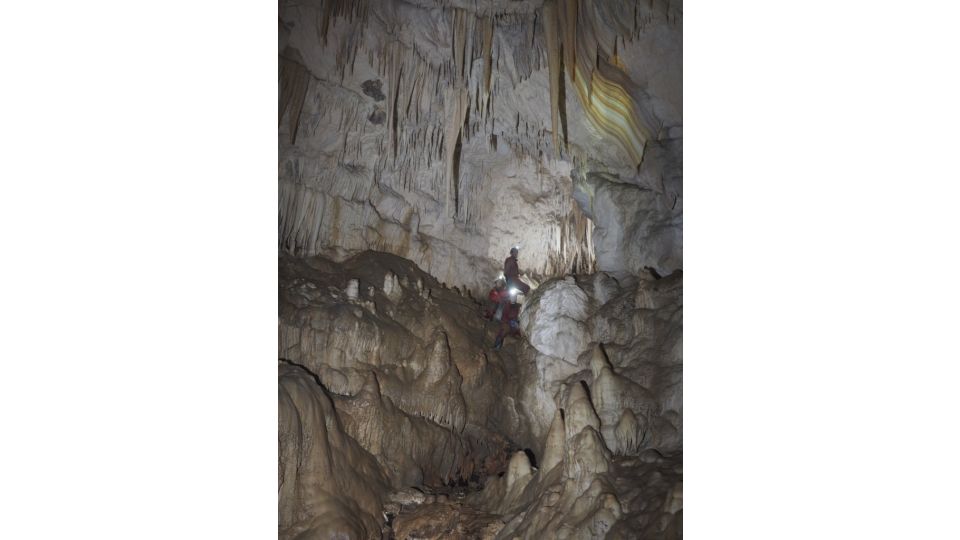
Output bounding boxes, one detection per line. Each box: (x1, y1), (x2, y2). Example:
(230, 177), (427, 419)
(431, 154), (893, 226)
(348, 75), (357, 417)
(384, 451), (682, 540)
(387, 495), (505, 540)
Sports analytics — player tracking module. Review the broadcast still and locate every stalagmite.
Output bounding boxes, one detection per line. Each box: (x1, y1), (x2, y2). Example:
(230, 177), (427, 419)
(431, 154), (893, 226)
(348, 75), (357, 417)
(564, 381), (601, 441)
(664, 481), (683, 514)
(540, 409), (566, 473)
(590, 341), (613, 380)
(505, 450), (533, 490)
(615, 408), (641, 455)
(383, 270), (402, 302)
(345, 278), (359, 300)
(278, 1), (682, 536)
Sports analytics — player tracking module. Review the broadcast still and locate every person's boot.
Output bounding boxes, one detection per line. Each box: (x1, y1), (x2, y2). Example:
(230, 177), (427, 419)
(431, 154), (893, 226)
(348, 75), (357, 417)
(492, 336), (503, 351)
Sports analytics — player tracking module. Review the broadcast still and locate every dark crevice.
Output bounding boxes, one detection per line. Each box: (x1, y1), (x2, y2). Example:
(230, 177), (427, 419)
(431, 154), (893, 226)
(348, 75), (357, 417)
(392, 64), (403, 163)
(522, 448), (538, 469)
(452, 131), (462, 217)
(279, 358), (328, 391)
(559, 45), (569, 153)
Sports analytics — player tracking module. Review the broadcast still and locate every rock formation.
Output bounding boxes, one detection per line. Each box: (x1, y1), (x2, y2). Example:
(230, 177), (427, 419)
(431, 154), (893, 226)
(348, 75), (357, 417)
(278, 0), (681, 537)
(279, 0), (681, 297)
(278, 362), (389, 538)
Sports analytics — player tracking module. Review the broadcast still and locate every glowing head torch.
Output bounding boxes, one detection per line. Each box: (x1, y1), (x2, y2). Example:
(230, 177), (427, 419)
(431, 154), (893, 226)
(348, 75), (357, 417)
(509, 287), (520, 297)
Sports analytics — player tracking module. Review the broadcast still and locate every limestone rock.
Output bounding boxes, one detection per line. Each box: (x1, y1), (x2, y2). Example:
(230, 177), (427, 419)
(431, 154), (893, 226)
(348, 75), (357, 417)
(383, 270), (402, 302)
(277, 1), (683, 536)
(278, 362), (389, 540)
(519, 277), (591, 364)
(540, 410), (566, 474)
(279, 0), (681, 296)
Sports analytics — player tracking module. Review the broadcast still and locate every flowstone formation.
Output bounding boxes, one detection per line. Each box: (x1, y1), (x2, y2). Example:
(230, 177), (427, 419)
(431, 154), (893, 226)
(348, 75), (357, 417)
(280, 252), (523, 490)
(279, 0), (681, 297)
(278, 251), (681, 538)
(467, 270), (682, 539)
(278, 0), (681, 537)
(516, 270), (683, 453)
(279, 362), (389, 539)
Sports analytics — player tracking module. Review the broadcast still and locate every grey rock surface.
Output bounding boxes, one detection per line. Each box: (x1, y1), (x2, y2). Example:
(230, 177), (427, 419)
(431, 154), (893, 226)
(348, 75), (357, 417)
(278, 0), (682, 537)
(279, 0), (682, 296)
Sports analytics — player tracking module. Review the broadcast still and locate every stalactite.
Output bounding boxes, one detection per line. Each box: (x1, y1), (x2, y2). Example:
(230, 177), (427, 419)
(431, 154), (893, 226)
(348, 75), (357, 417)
(279, 0), (680, 282)
(482, 15), (494, 97)
(317, 0), (337, 45)
(279, 49), (310, 145)
(451, 8), (468, 86)
(391, 62), (403, 164)
(559, 0), (578, 84)
(443, 86), (469, 218)
(542, 0), (563, 157)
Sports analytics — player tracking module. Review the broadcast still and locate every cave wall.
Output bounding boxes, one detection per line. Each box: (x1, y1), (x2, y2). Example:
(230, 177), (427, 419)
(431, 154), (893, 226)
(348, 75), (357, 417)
(278, 1), (682, 536)
(279, 0), (682, 295)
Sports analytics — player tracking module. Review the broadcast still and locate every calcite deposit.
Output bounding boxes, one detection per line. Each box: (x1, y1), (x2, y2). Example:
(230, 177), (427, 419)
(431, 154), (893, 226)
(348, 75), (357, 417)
(279, 0), (681, 297)
(278, 252), (680, 538)
(278, 0), (681, 537)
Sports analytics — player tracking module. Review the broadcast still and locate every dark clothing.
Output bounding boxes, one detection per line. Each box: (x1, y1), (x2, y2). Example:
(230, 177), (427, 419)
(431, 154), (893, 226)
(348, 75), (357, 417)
(488, 285), (522, 348)
(500, 300), (519, 322)
(493, 254), (528, 349)
(493, 301), (522, 348)
(504, 256), (520, 280)
(503, 256), (530, 294)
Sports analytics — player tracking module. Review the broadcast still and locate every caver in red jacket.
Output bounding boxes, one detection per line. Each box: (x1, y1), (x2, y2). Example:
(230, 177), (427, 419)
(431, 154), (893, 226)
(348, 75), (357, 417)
(488, 287), (510, 305)
(483, 286), (510, 320)
(491, 295), (521, 350)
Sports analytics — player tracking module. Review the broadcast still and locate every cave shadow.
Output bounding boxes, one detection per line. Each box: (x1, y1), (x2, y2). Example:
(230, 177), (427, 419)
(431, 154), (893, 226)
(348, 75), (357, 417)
(522, 448), (538, 469)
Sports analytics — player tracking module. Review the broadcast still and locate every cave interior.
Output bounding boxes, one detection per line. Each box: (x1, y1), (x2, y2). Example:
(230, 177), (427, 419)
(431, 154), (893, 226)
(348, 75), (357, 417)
(278, 1), (682, 538)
